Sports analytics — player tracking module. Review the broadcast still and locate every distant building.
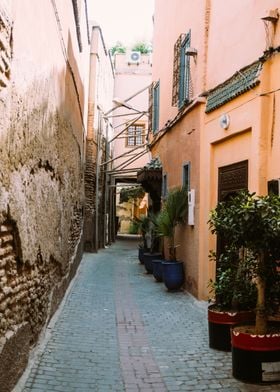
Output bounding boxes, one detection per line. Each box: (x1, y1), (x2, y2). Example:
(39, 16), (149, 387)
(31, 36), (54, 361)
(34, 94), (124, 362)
(112, 53), (152, 234)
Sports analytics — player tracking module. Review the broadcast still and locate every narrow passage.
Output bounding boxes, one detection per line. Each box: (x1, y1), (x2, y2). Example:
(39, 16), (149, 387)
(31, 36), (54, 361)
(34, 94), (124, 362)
(16, 239), (280, 392)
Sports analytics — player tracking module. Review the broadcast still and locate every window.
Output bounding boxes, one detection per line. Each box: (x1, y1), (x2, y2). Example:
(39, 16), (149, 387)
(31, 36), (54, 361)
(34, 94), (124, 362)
(172, 31), (191, 108)
(126, 124), (145, 146)
(162, 173), (168, 198)
(182, 162), (191, 190)
(149, 81), (160, 134)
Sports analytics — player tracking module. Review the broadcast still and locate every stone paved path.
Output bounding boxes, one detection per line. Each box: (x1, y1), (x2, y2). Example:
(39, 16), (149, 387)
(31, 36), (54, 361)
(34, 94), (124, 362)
(15, 238), (280, 391)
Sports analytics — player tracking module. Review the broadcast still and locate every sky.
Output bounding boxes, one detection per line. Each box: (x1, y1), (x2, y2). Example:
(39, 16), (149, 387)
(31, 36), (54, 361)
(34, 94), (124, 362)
(88, 0), (154, 49)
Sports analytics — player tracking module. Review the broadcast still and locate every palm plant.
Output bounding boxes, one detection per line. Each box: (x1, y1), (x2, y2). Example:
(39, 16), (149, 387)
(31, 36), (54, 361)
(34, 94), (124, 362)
(157, 186), (188, 260)
(132, 214), (150, 250)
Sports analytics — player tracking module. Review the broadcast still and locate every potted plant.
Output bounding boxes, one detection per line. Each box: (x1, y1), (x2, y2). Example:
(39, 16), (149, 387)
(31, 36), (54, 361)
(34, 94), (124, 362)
(208, 199), (257, 351)
(223, 191), (280, 383)
(156, 186), (188, 290)
(142, 212), (162, 274)
(132, 214), (151, 264)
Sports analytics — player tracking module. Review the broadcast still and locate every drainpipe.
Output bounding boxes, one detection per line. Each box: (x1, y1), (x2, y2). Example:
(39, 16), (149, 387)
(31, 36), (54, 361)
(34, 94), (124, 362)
(95, 109), (102, 250)
(104, 121), (109, 245)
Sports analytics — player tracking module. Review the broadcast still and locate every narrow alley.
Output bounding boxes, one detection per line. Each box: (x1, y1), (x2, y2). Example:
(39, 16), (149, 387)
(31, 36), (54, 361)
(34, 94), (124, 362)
(14, 238), (280, 392)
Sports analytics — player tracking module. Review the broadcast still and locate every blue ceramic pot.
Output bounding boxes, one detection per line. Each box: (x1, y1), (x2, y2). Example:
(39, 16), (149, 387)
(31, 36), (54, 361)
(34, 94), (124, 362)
(152, 259), (164, 282)
(143, 252), (162, 274)
(138, 247), (149, 264)
(162, 261), (184, 290)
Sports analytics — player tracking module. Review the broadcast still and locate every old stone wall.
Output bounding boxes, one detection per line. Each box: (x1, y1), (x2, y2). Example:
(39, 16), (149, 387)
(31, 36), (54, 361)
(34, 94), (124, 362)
(84, 138), (97, 251)
(0, 1), (89, 391)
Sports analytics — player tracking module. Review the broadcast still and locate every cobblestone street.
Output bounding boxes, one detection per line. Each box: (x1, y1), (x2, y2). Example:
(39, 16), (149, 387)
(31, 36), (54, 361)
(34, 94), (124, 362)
(15, 238), (280, 392)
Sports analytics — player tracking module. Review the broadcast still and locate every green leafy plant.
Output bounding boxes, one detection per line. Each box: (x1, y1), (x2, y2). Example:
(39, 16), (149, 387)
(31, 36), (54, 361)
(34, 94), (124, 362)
(120, 186), (145, 203)
(131, 41), (152, 54)
(134, 212), (161, 253)
(209, 190), (280, 334)
(157, 187), (188, 260)
(132, 214), (150, 249)
(110, 41), (126, 55)
(208, 246), (257, 311)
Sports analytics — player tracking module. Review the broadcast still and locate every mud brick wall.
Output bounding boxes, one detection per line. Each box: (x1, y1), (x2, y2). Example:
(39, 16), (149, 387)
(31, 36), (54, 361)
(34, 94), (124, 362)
(83, 138), (97, 251)
(0, 4), (11, 91)
(0, 2), (87, 391)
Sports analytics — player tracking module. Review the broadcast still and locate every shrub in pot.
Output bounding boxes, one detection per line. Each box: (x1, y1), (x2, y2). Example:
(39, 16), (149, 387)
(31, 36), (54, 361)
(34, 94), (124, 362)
(207, 245), (257, 351)
(142, 212), (162, 274)
(210, 190), (280, 382)
(132, 214), (150, 264)
(223, 191), (280, 383)
(208, 196), (258, 351)
(157, 186), (188, 290)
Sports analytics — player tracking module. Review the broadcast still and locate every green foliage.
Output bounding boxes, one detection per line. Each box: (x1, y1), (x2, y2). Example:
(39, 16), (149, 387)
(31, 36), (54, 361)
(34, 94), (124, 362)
(128, 221), (139, 234)
(131, 41), (152, 54)
(157, 187), (188, 260)
(208, 247), (257, 311)
(209, 191), (280, 254)
(132, 214), (150, 249)
(120, 186), (145, 204)
(110, 41), (126, 55)
(209, 190), (280, 331)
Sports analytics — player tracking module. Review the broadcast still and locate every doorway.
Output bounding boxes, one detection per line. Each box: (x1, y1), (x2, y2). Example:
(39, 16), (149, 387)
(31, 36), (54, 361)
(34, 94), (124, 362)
(217, 160), (248, 257)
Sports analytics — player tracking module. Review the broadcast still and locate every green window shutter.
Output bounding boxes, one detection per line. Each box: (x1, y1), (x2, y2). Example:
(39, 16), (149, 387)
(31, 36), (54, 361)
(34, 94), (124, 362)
(148, 82), (154, 132)
(172, 34), (185, 106)
(178, 31), (191, 108)
(152, 81), (160, 133)
(182, 162), (191, 190)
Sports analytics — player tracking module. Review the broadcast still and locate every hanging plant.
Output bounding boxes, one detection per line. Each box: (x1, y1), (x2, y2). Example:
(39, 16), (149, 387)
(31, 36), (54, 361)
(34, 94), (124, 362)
(119, 186), (145, 204)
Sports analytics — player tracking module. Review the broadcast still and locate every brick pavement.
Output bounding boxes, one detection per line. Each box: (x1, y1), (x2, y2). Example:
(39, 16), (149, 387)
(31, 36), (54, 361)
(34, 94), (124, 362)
(14, 238), (280, 392)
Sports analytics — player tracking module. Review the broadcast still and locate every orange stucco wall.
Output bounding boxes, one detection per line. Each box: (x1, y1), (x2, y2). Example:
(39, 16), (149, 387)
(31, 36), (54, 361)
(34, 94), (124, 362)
(151, 104), (204, 297)
(152, 0), (280, 300)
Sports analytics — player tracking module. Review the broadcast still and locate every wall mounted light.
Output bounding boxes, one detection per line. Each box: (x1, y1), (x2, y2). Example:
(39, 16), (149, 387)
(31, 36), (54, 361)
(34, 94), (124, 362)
(219, 113), (230, 130)
(185, 47), (198, 56)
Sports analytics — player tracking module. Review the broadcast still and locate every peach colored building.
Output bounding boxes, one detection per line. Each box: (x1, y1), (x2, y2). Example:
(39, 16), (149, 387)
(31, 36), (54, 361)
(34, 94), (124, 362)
(203, 0), (280, 297)
(149, 0), (280, 300)
(111, 53), (152, 233)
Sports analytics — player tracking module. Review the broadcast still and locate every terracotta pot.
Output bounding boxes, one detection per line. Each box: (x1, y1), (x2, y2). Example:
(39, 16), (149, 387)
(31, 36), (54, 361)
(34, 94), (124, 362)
(231, 322), (280, 383)
(208, 304), (255, 351)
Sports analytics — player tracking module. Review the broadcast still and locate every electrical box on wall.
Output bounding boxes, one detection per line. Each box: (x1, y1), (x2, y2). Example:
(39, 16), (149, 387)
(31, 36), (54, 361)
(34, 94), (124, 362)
(188, 189), (195, 225)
